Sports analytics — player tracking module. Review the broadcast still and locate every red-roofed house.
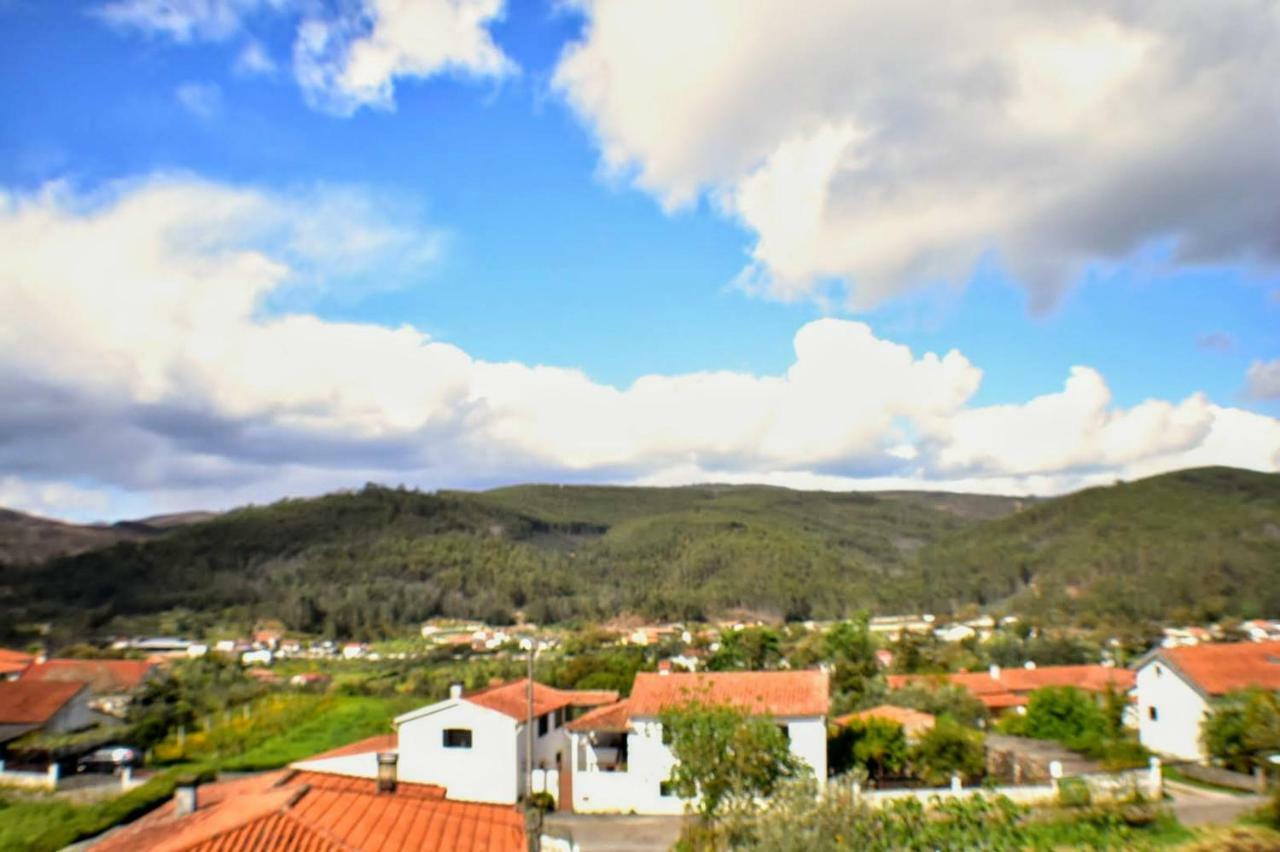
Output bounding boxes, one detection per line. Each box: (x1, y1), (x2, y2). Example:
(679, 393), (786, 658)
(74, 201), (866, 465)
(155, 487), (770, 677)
(566, 670), (830, 814)
(0, 680), (92, 745)
(90, 767), (526, 852)
(888, 664), (1135, 716)
(0, 648), (34, 681)
(387, 680), (617, 806)
(21, 658), (157, 719)
(1135, 640), (1280, 761)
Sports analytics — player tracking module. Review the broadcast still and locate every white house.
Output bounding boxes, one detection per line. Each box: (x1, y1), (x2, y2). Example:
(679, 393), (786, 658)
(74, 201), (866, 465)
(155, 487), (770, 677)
(566, 669), (830, 814)
(297, 680), (617, 805)
(1135, 640), (1280, 761)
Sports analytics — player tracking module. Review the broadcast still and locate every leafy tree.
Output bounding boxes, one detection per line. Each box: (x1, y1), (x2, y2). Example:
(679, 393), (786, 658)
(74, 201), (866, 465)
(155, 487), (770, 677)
(1019, 686), (1106, 744)
(1203, 688), (1280, 772)
(885, 684), (988, 729)
(824, 616), (883, 711)
(660, 700), (806, 821)
(707, 627), (783, 671)
(847, 717), (907, 782)
(907, 717), (985, 786)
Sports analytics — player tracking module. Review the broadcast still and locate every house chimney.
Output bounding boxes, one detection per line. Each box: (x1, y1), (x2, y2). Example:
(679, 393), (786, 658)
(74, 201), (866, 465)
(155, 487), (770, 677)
(988, 664), (1000, 680)
(658, 660), (672, 676)
(174, 781), (198, 816)
(449, 683), (463, 699)
(376, 752), (399, 794)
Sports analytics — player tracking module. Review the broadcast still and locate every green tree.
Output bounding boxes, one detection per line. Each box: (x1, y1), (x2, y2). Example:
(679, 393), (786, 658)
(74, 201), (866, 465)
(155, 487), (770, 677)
(824, 615), (883, 711)
(1019, 686), (1106, 745)
(908, 718), (985, 786)
(1203, 688), (1280, 772)
(660, 700), (806, 821)
(885, 684), (988, 729)
(847, 717), (907, 782)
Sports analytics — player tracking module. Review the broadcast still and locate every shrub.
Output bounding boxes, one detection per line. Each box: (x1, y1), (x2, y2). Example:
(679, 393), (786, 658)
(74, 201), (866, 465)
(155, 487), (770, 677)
(907, 718), (985, 786)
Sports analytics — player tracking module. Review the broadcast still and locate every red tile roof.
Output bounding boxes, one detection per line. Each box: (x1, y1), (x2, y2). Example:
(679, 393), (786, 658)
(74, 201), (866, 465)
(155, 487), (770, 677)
(566, 700), (631, 733)
(21, 659), (155, 693)
(0, 680), (86, 724)
(1157, 641), (1280, 696)
(0, 648), (34, 678)
(301, 733), (397, 762)
(628, 671), (830, 718)
(888, 665), (1134, 711)
(835, 705), (936, 737)
(464, 680), (618, 721)
(92, 770), (525, 852)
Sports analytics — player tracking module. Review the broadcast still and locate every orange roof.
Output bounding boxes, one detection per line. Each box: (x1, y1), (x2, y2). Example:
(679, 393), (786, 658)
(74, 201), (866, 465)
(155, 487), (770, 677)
(835, 705), (936, 736)
(0, 680), (85, 724)
(628, 671), (830, 718)
(92, 770), (524, 852)
(302, 733), (397, 762)
(0, 648), (34, 678)
(566, 700), (631, 733)
(1156, 641), (1280, 696)
(888, 665), (1134, 711)
(21, 659), (155, 693)
(464, 680), (618, 721)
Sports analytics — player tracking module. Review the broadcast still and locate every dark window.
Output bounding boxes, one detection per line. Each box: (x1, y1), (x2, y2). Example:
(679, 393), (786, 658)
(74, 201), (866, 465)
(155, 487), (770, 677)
(1148, 706), (1158, 722)
(777, 723), (790, 742)
(659, 780), (676, 798)
(1154, 665), (1162, 678)
(538, 714), (549, 737)
(443, 728), (473, 749)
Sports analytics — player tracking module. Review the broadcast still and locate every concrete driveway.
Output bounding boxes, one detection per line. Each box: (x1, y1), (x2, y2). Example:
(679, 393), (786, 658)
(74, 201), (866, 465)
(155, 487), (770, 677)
(1164, 779), (1267, 827)
(542, 813), (686, 852)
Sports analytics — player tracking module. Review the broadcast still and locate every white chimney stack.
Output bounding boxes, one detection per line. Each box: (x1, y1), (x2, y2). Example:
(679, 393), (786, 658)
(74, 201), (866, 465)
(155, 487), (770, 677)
(174, 782), (198, 816)
(989, 664), (1000, 680)
(449, 683), (463, 699)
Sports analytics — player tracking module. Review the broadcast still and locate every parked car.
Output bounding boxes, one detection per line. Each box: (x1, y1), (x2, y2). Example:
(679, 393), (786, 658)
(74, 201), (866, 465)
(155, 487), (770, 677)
(77, 744), (141, 773)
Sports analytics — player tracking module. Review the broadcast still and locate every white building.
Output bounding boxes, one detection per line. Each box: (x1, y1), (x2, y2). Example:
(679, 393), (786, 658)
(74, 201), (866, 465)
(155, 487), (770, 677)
(1134, 640), (1280, 761)
(566, 670), (830, 814)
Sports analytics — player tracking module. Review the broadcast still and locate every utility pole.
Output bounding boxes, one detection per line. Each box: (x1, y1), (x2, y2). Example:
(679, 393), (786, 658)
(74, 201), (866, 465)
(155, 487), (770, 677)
(523, 638), (541, 852)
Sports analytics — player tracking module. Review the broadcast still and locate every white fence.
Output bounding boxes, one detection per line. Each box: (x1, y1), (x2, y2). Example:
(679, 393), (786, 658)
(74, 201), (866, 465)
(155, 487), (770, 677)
(0, 760), (59, 790)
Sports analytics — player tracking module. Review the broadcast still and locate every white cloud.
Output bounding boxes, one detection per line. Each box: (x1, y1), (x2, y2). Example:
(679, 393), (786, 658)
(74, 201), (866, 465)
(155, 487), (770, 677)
(294, 0), (514, 115)
(1248, 359), (1280, 400)
(233, 39), (277, 76)
(0, 175), (1277, 520)
(555, 1), (1280, 309)
(175, 82), (223, 119)
(95, 0), (286, 42)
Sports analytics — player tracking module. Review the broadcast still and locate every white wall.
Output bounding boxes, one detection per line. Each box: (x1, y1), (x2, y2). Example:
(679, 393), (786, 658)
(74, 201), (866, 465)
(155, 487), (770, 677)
(571, 715), (827, 815)
(396, 700), (520, 804)
(1135, 660), (1209, 761)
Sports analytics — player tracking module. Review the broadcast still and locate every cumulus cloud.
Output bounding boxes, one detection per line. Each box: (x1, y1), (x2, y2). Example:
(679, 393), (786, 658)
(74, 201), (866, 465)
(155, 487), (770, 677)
(554, 0), (1280, 309)
(94, 0), (287, 42)
(294, 0), (514, 115)
(2, 175), (1278, 519)
(175, 82), (223, 119)
(233, 39), (277, 77)
(1248, 359), (1280, 400)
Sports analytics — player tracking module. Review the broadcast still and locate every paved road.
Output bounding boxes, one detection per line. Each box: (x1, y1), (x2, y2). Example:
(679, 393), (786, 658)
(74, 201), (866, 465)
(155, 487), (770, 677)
(1164, 779), (1267, 827)
(542, 813), (685, 852)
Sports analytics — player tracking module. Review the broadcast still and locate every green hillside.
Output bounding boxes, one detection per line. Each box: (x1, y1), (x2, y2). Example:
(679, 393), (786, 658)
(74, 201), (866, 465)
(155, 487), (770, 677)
(1, 467), (1276, 644)
(913, 467), (1280, 624)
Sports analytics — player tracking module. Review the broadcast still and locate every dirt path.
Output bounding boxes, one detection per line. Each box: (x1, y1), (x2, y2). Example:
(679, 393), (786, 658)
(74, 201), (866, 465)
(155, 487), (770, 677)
(542, 813), (685, 851)
(1164, 779), (1267, 827)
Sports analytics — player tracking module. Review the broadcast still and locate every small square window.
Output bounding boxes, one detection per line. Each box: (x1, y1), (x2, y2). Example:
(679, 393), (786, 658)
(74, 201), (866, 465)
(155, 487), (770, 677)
(659, 780), (676, 798)
(443, 728), (473, 749)
(1148, 706), (1158, 722)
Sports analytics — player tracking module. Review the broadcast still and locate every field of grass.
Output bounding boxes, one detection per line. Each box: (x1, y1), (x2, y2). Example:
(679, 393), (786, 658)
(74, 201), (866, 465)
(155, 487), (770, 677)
(221, 694), (417, 771)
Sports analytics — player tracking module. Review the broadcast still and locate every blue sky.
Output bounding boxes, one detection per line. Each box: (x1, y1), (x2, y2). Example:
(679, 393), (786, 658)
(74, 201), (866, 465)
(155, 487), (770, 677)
(1, 0), (1278, 520)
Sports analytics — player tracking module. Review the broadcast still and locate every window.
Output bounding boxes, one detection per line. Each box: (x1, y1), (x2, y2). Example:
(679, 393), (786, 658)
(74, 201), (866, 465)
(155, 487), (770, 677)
(1154, 665), (1162, 678)
(1148, 706), (1158, 722)
(443, 728), (473, 749)
(538, 714), (549, 737)
(659, 780), (676, 798)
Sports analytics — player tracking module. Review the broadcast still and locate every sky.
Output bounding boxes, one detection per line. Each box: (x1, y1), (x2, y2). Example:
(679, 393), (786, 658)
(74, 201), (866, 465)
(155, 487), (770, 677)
(1, 0), (1278, 522)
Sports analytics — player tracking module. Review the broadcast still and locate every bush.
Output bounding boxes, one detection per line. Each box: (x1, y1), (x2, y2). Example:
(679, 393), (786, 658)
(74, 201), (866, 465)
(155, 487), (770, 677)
(907, 718), (985, 786)
(1058, 777), (1092, 808)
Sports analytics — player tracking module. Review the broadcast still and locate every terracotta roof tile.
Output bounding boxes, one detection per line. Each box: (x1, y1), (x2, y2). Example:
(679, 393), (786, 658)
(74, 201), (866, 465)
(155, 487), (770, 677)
(0, 680), (85, 723)
(1158, 641), (1280, 696)
(566, 700), (631, 732)
(300, 733), (397, 762)
(93, 769), (523, 852)
(21, 659), (155, 693)
(628, 671), (830, 717)
(888, 665), (1134, 711)
(465, 679), (618, 721)
(835, 705), (936, 737)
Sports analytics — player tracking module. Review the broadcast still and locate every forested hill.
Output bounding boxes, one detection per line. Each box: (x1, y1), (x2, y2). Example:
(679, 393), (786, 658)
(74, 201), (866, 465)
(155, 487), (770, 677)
(913, 467), (1280, 624)
(1, 467), (1277, 642)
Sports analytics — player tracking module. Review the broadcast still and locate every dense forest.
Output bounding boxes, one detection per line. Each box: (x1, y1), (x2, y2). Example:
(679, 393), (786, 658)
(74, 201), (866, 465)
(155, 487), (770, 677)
(1, 467), (1277, 642)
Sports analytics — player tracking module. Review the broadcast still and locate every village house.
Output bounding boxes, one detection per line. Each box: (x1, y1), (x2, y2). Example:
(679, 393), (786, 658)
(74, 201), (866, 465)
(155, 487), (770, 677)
(19, 658), (157, 719)
(1134, 640), (1280, 761)
(889, 664), (1136, 717)
(0, 681), (93, 748)
(0, 648), (34, 682)
(566, 669), (829, 814)
(90, 764), (527, 852)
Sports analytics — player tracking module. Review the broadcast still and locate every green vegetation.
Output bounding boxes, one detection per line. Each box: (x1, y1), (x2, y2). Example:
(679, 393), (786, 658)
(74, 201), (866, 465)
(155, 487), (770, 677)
(1202, 687), (1280, 773)
(689, 783), (1190, 851)
(2, 467), (1278, 642)
(905, 717), (986, 786)
(659, 700), (806, 821)
(840, 717), (908, 782)
(998, 686), (1148, 768)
